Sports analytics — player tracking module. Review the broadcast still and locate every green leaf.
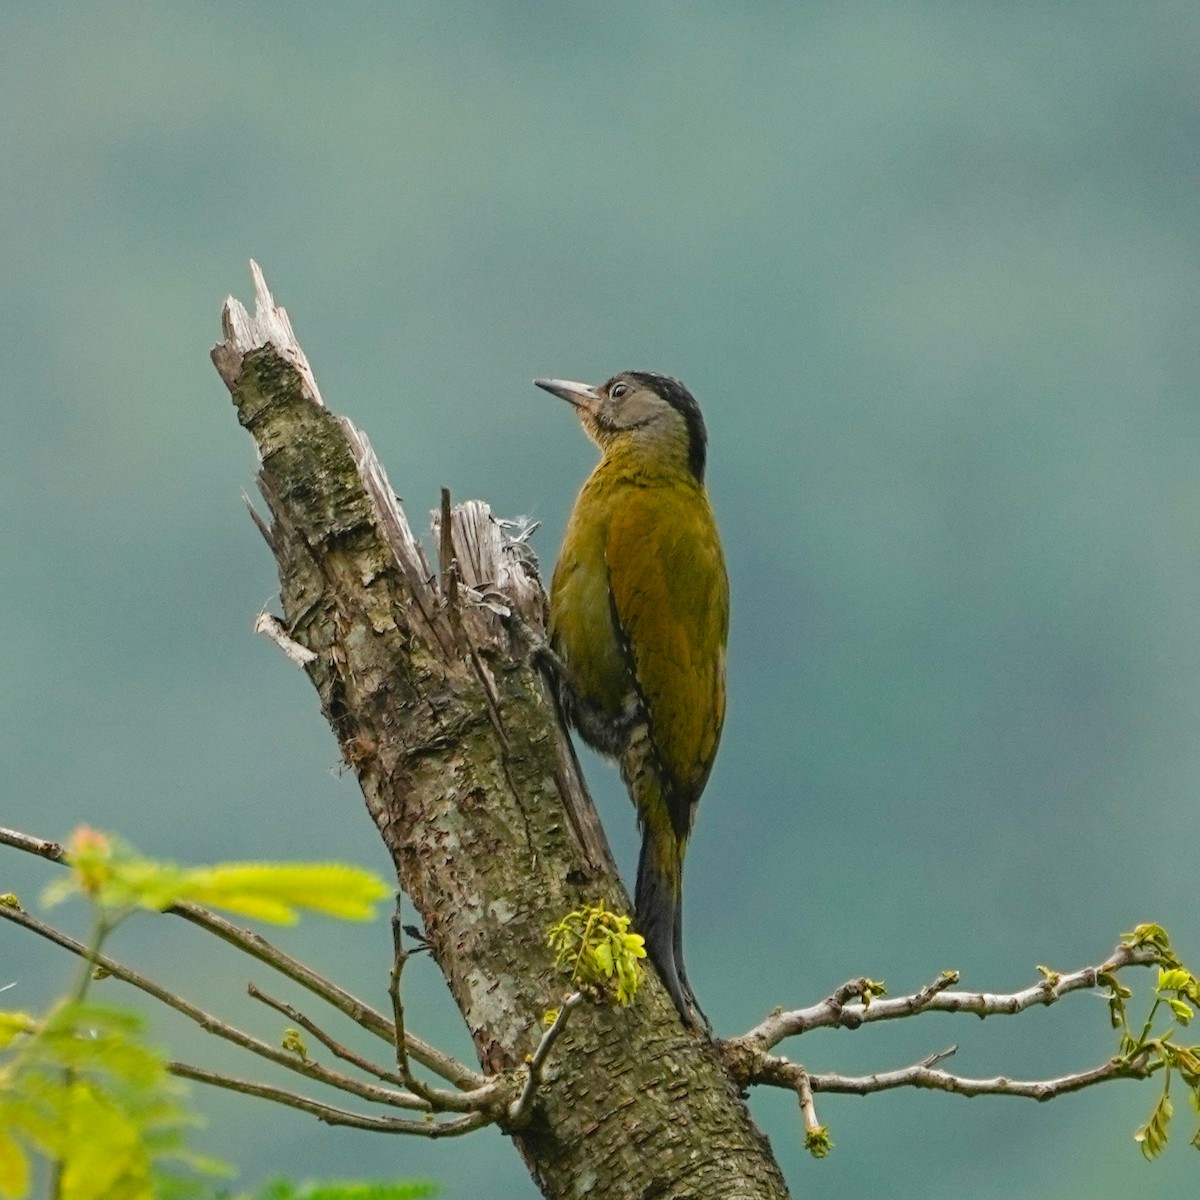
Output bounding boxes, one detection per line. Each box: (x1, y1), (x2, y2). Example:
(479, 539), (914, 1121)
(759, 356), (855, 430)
(43, 830), (188, 914)
(1135, 1089), (1173, 1161)
(1159, 968), (1192, 994)
(43, 828), (390, 924)
(1167, 1044), (1200, 1081)
(0, 1012), (36, 1052)
(620, 931), (646, 959)
(0, 1128), (29, 1200)
(282, 1029), (309, 1060)
(249, 1182), (438, 1200)
(1100, 971), (1133, 1000)
(0, 1090), (69, 1159)
(174, 863), (391, 924)
(1168, 999), (1194, 1025)
(59, 1080), (151, 1200)
(35, 1005), (164, 1088)
(547, 902), (645, 1006)
(306, 1185), (438, 1200)
(2, 1001), (228, 1194)
(861, 979), (887, 1006)
(1125, 923), (1171, 951)
(804, 1126), (834, 1159)
(593, 942), (614, 976)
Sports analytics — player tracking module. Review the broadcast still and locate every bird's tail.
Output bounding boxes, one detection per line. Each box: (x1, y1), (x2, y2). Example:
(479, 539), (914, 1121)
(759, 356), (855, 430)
(635, 823), (685, 1015)
(622, 729), (707, 1029)
(634, 818), (707, 1030)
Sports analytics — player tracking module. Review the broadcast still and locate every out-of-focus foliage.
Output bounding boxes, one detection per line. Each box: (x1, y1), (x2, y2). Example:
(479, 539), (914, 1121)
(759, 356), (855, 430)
(241, 1180), (437, 1200)
(44, 828), (391, 925)
(0, 828), (397, 1198)
(0, 1001), (227, 1200)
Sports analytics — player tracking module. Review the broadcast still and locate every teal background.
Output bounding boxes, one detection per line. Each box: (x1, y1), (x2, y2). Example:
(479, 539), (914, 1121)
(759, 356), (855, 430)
(2, 4), (1199, 1196)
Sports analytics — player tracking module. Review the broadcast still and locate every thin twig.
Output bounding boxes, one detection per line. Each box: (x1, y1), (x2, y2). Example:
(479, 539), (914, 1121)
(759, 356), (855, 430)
(0, 826), (65, 865)
(508, 992), (585, 1127)
(751, 1045), (1156, 1101)
(242, 492), (276, 550)
(387, 901), (500, 1113)
(741, 942), (1162, 1051)
(389, 899), (415, 1087)
(247, 981), (407, 1088)
(0, 902), (428, 1111)
(174, 902), (482, 1087)
(793, 1067), (819, 1136)
(168, 1061), (492, 1138)
(0, 823), (484, 1090)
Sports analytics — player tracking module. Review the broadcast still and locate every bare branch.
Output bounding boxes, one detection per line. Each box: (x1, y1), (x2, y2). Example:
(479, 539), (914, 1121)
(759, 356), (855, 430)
(0, 822), (484, 1090)
(0, 825), (65, 866)
(750, 1044), (1157, 1101)
(253, 611), (317, 666)
(794, 1068), (819, 1133)
(710, 938), (1170, 1146)
(172, 902), (483, 1088)
(168, 1061), (492, 1138)
(507, 992), (584, 1128)
(741, 942), (1162, 1051)
(793, 1067), (833, 1158)
(247, 981), (407, 1089)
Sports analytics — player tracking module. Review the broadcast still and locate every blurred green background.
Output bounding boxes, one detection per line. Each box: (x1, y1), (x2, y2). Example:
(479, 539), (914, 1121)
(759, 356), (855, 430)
(2, 3), (1198, 1196)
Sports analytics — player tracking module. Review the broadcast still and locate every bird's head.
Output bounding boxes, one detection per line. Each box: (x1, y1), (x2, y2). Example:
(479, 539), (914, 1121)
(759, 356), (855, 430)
(534, 371), (707, 481)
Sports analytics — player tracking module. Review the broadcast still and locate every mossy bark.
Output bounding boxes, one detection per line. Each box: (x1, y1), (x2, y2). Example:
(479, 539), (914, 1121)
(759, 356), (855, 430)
(212, 273), (791, 1200)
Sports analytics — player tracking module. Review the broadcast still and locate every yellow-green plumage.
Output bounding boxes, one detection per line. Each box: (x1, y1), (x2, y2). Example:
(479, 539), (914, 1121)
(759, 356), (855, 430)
(537, 371), (728, 1028)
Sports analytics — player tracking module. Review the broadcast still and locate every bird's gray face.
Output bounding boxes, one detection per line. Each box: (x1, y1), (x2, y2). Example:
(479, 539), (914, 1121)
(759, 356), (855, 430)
(535, 374), (689, 449)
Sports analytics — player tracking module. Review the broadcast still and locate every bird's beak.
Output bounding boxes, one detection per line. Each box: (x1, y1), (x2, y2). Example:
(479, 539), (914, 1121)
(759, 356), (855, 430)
(534, 378), (601, 413)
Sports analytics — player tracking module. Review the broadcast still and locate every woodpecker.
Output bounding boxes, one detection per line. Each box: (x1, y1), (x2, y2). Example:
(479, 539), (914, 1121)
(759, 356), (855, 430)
(535, 371), (728, 1029)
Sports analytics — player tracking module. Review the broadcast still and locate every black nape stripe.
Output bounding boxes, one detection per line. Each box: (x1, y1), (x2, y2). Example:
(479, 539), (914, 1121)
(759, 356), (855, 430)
(625, 371), (708, 482)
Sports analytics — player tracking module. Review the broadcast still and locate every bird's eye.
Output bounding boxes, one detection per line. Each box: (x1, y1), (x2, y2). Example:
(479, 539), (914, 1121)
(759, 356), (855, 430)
(610, 382), (630, 400)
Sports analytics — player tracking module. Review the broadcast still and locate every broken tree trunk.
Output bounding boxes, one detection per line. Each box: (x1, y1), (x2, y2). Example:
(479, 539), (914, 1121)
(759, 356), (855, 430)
(211, 264), (791, 1200)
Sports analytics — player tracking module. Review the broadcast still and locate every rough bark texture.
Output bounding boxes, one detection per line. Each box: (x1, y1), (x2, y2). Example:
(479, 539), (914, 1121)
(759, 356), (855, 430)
(212, 265), (791, 1200)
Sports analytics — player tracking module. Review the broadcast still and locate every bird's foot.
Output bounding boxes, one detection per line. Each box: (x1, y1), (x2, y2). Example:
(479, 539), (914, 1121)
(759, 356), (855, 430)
(496, 607), (567, 679)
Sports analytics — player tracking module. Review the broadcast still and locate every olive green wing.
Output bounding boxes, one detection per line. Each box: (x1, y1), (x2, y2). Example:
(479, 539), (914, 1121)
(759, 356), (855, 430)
(605, 483), (729, 825)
